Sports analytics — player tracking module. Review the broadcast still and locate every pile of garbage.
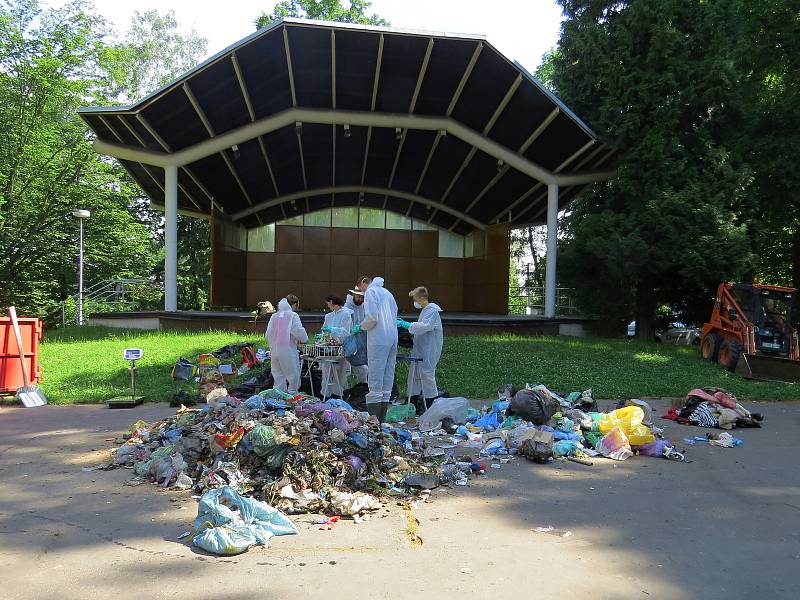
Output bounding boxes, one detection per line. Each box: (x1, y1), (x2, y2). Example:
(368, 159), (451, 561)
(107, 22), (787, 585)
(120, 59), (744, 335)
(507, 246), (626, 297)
(415, 384), (687, 465)
(111, 389), (484, 519)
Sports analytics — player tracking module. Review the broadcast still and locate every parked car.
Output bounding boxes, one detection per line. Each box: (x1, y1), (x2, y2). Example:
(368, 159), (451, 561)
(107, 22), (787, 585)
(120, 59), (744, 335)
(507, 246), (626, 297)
(627, 321), (701, 345)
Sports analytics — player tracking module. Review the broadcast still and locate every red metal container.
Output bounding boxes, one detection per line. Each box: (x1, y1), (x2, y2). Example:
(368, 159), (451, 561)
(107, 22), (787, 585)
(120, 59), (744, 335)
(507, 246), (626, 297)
(0, 316), (43, 393)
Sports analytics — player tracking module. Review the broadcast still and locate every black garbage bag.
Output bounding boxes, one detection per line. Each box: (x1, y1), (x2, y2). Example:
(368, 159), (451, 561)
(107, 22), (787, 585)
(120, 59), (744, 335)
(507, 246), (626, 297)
(398, 327), (413, 349)
(507, 389), (559, 425)
(212, 342), (253, 360)
(228, 369), (274, 398)
(343, 382), (368, 411)
(299, 364), (323, 399)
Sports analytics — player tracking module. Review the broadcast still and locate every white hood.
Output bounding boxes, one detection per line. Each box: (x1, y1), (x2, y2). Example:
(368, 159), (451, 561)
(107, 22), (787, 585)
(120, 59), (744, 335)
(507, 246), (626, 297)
(369, 277), (385, 288)
(277, 298), (291, 311)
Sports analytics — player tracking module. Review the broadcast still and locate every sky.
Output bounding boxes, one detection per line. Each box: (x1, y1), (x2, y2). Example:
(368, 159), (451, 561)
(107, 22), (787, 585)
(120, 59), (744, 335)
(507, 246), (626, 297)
(44, 0), (564, 72)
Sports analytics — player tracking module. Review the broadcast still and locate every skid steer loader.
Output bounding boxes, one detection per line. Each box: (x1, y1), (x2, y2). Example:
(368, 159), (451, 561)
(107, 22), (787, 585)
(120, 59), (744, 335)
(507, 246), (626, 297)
(700, 283), (800, 382)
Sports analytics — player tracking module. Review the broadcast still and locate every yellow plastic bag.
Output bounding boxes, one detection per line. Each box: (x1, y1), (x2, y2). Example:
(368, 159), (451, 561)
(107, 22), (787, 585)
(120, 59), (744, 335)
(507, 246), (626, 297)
(598, 406), (644, 435)
(627, 424), (656, 446)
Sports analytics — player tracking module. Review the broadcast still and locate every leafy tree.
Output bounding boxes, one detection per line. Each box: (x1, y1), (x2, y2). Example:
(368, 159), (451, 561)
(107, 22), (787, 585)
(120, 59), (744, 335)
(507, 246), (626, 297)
(552, 0), (753, 338)
(101, 9), (211, 310)
(732, 0), (800, 292)
(0, 0), (155, 317)
(101, 9), (207, 103)
(255, 0), (388, 29)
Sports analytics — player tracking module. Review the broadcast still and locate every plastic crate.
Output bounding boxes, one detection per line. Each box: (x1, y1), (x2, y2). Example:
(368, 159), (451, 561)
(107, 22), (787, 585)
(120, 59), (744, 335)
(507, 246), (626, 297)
(299, 344), (342, 358)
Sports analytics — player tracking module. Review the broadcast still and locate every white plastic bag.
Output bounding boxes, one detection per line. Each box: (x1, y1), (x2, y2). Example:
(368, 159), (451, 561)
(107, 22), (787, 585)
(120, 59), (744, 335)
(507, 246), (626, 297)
(417, 397), (470, 432)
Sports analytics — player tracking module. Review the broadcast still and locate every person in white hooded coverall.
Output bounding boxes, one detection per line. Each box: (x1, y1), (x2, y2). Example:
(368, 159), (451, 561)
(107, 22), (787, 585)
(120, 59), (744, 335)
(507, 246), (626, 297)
(320, 294), (352, 397)
(266, 298), (308, 393)
(357, 277), (398, 421)
(398, 286), (443, 414)
(344, 288), (368, 384)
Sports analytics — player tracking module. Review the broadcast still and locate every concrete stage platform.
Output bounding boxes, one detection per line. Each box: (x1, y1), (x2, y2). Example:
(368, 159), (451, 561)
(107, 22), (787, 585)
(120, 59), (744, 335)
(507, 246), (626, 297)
(90, 310), (593, 337)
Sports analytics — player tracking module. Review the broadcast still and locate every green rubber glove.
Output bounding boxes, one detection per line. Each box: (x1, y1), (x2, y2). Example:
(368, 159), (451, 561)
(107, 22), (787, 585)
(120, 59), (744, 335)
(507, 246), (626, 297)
(351, 324), (362, 334)
(321, 325), (333, 333)
(397, 319), (412, 330)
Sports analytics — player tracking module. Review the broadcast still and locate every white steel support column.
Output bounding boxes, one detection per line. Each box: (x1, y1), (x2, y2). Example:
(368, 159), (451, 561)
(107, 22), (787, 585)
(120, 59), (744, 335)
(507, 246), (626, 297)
(545, 182), (559, 318)
(164, 165), (178, 311)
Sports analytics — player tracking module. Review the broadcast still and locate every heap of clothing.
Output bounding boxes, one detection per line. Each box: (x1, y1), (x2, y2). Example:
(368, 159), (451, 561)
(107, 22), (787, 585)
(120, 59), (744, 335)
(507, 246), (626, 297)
(662, 387), (764, 430)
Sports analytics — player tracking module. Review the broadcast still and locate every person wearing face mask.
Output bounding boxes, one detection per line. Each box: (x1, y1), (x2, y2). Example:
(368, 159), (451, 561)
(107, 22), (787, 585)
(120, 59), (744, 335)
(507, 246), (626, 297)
(356, 276), (398, 422)
(319, 294), (353, 397)
(397, 286), (443, 414)
(266, 297), (308, 394)
(344, 284), (368, 384)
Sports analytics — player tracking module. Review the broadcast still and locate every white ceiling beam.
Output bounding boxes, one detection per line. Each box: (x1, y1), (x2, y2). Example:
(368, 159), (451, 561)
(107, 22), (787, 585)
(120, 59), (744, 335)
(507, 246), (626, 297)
(94, 108), (616, 189)
(106, 115), (203, 211)
(447, 42), (482, 116)
(283, 27), (297, 106)
(231, 52), (256, 122)
(231, 185), (486, 230)
(359, 34), (384, 187)
(383, 37), (434, 209)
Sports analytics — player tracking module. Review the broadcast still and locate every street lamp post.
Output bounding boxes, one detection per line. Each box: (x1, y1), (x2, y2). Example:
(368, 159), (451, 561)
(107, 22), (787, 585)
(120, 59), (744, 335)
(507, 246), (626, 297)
(72, 209), (91, 325)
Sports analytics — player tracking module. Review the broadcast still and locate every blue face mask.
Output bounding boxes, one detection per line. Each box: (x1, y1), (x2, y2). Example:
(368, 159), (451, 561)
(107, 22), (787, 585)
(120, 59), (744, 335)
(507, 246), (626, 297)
(414, 301), (422, 309)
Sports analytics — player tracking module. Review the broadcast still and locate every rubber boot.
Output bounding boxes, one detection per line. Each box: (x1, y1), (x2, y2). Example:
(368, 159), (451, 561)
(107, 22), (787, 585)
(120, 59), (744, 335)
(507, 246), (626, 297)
(378, 401), (389, 423)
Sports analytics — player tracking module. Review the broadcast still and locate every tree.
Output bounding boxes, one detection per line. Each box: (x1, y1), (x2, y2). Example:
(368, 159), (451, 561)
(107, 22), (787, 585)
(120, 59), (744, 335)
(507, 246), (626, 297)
(0, 0), (155, 316)
(101, 9), (207, 103)
(101, 10), (211, 310)
(732, 1), (800, 293)
(255, 0), (388, 29)
(551, 0), (753, 338)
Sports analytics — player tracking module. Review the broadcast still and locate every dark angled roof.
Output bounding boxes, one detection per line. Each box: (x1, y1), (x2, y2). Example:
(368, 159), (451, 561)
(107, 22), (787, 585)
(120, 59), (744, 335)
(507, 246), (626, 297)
(78, 18), (614, 234)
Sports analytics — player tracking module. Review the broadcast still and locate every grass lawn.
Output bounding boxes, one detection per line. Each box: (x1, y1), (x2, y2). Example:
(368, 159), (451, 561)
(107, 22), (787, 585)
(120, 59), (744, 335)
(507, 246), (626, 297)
(27, 326), (800, 405)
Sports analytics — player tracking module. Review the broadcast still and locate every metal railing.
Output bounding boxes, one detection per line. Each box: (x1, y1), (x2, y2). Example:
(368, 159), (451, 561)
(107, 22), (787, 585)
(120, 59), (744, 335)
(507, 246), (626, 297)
(509, 286), (580, 316)
(59, 278), (160, 325)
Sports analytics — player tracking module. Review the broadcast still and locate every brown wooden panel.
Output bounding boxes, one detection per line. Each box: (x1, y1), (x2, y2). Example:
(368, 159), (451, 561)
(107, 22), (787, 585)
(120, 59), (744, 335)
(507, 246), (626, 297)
(411, 231), (438, 258)
(331, 254), (358, 283)
(302, 281), (332, 310)
(463, 257), (486, 286)
(385, 230), (412, 257)
(331, 281), (356, 299)
(218, 250), (247, 279)
(411, 257), (438, 284)
(358, 255), (385, 278)
(275, 225), (303, 253)
(485, 253), (510, 285)
(303, 226), (331, 254)
(246, 252), (275, 280)
(435, 284), (463, 312)
(274, 281), (303, 303)
(486, 223), (511, 256)
(213, 278), (247, 308)
(386, 282), (411, 312)
(302, 254), (331, 282)
(437, 258), (464, 285)
(331, 227), (359, 254)
(247, 280), (276, 307)
(385, 256), (412, 283)
(275, 253), (303, 280)
(358, 229), (385, 256)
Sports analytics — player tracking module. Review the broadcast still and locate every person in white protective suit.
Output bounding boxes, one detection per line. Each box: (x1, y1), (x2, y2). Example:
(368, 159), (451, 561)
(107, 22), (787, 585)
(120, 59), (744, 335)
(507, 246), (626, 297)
(266, 297), (308, 393)
(319, 294), (353, 397)
(355, 276), (398, 421)
(344, 286), (368, 384)
(398, 286), (443, 414)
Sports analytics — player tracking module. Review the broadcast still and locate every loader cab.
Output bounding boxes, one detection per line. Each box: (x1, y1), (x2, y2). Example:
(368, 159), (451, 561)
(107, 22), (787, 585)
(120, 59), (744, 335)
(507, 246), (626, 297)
(733, 284), (794, 356)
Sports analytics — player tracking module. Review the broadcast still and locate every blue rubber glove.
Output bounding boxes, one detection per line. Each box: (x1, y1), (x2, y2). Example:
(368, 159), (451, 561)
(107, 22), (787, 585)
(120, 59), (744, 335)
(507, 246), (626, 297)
(351, 324), (362, 334)
(321, 325), (333, 333)
(397, 319), (412, 330)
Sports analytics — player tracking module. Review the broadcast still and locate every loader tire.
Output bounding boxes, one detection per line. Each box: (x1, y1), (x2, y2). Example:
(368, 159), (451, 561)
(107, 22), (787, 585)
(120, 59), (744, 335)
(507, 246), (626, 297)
(719, 340), (742, 372)
(701, 333), (721, 363)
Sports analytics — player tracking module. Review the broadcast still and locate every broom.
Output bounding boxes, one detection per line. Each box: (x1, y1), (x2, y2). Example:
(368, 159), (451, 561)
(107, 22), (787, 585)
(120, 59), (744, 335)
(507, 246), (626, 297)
(8, 306), (47, 407)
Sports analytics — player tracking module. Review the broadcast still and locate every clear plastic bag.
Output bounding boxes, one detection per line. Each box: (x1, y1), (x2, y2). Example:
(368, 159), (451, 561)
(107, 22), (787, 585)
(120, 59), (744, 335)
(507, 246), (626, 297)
(417, 397), (470, 432)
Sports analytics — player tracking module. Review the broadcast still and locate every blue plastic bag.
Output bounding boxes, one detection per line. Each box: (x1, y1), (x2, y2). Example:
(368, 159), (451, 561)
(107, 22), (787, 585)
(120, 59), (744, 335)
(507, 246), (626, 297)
(474, 411), (501, 432)
(193, 486), (298, 555)
(343, 331), (367, 366)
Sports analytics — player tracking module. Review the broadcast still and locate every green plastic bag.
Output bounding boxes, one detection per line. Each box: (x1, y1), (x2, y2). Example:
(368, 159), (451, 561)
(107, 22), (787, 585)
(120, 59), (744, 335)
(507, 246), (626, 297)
(385, 403), (416, 423)
(247, 425), (276, 457)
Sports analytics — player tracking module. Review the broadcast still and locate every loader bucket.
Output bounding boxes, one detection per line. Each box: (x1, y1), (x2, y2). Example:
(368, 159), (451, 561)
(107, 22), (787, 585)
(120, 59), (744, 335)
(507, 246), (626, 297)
(735, 353), (800, 383)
